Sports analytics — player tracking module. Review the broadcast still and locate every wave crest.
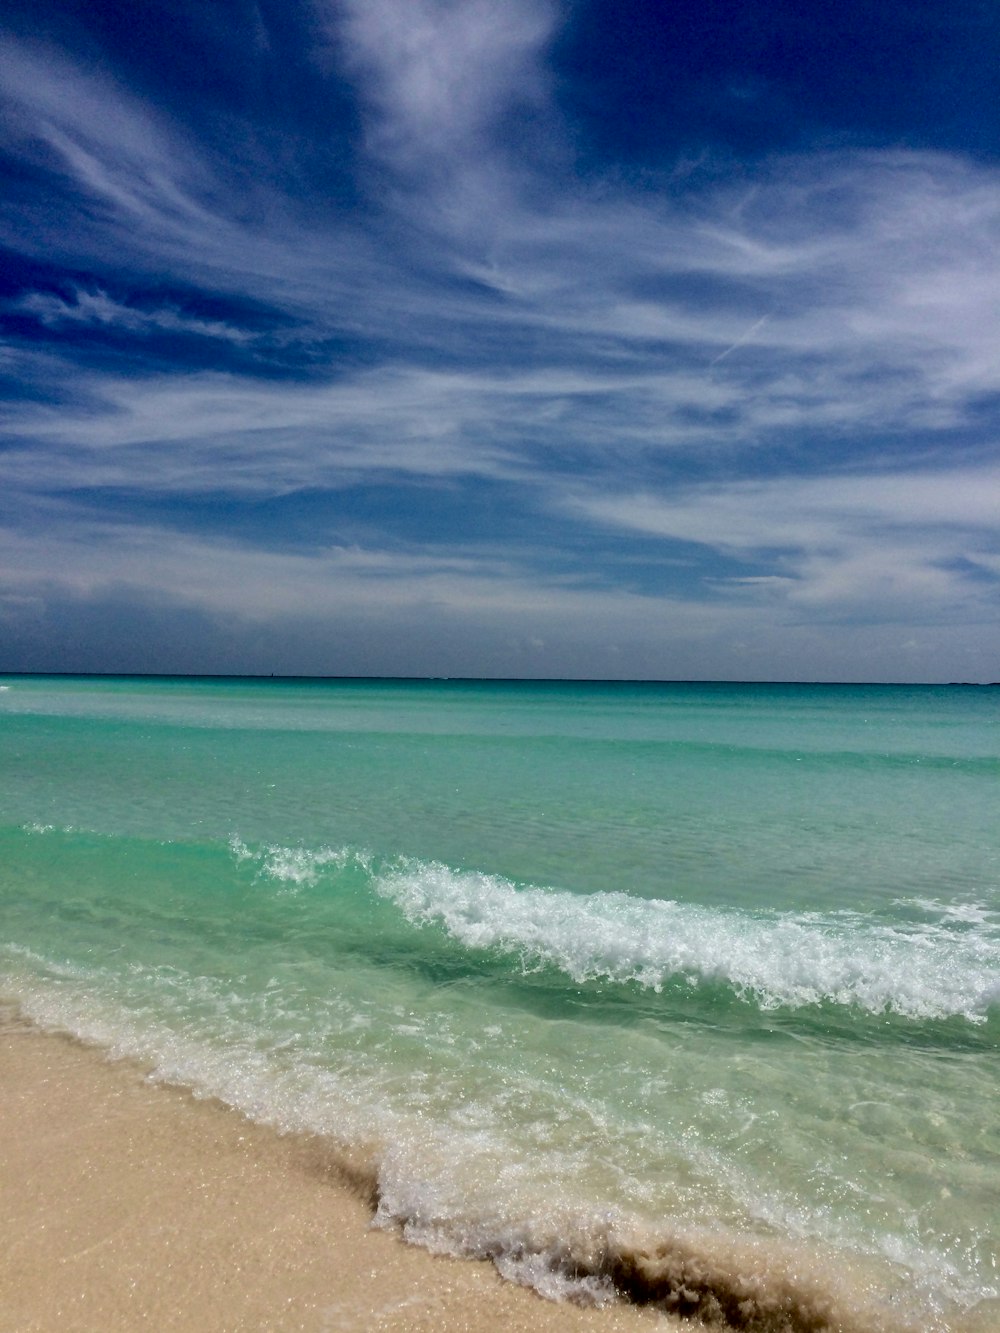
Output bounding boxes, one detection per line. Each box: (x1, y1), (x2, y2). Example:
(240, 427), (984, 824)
(375, 859), (1000, 1023)
(227, 835), (1000, 1023)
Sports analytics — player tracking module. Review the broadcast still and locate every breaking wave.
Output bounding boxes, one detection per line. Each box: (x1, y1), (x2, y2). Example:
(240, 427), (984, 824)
(226, 837), (1000, 1025)
(373, 858), (1000, 1022)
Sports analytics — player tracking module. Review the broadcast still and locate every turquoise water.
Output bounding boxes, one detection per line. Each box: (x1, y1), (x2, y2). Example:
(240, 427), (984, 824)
(1, 676), (998, 1330)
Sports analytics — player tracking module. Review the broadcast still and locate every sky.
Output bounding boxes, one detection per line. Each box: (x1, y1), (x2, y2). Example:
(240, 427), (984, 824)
(1, 0), (999, 681)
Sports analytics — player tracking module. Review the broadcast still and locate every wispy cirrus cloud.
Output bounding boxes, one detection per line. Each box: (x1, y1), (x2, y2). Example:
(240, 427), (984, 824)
(572, 468), (1000, 550)
(1, 0), (999, 678)
(568, 465), (1000, 627)
(332, 0), (556, 167)
(4, 25), (1000, 416)
(12, 289), (258, 344)
(2, 503), (995, 682)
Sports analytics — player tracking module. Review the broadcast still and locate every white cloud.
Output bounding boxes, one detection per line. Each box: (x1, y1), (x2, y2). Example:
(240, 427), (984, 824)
(13, 289), (257, 343)
(0, 511), (719, 635)
(574, 468), (1000, 549)
(0, 38), (386, 326)
(332, 0), (555, 164)
(2, 512), (996, 681)
(2, 15), (1000, 679)
(1, 366), (528, 493)
(569, 466), (1000, 620)
(5, 29), (1000, 442)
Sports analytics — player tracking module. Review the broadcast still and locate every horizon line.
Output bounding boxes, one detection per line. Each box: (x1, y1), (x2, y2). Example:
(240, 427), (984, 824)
(2, 671), (997, 687)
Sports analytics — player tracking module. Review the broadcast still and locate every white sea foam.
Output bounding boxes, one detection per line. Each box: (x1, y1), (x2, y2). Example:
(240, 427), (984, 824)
(374, 859), (1000, 1022)
(228, 834), (368, 888)
(0, 938), (987, 1329)
(894, 897), (1000, 928)
(231, 835), (1000, 1021)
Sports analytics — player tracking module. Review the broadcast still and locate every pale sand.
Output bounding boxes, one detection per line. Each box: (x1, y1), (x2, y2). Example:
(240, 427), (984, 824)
(0, 1018), (674, 1333)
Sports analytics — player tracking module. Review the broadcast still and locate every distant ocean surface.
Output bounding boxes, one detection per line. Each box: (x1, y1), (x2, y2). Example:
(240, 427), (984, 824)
(2, 676), (998, 1330)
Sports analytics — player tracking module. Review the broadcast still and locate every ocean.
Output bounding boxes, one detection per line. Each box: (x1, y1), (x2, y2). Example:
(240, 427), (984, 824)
(1, 675), (997, 1331)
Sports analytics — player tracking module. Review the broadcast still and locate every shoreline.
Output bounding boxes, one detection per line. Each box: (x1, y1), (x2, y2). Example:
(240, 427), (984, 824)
(0, 1013), (670, 1332)
(3, 1015), (989, 1333)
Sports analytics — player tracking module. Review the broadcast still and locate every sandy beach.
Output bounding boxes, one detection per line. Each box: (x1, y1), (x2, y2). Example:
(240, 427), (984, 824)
(0, 1015), (671, 1333)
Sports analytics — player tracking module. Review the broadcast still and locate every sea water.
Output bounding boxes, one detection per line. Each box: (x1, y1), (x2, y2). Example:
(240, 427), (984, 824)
(1, 676), (997, 1331)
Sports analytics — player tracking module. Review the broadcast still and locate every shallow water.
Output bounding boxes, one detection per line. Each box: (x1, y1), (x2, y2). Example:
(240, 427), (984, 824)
(1, 676), (998, 1330)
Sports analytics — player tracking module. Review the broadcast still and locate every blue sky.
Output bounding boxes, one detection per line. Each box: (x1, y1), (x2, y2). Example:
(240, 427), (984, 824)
(1, 0), (999, 680)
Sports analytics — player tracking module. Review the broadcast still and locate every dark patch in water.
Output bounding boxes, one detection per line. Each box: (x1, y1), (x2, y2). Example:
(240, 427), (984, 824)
(603, 1236), (863, 1331)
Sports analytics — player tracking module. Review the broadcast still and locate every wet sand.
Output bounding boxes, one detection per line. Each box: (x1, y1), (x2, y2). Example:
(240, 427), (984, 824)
(0, 1016), (672, 1332)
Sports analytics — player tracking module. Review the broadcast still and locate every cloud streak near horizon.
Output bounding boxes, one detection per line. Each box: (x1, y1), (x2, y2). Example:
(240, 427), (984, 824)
(1, 0), (999, 679)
